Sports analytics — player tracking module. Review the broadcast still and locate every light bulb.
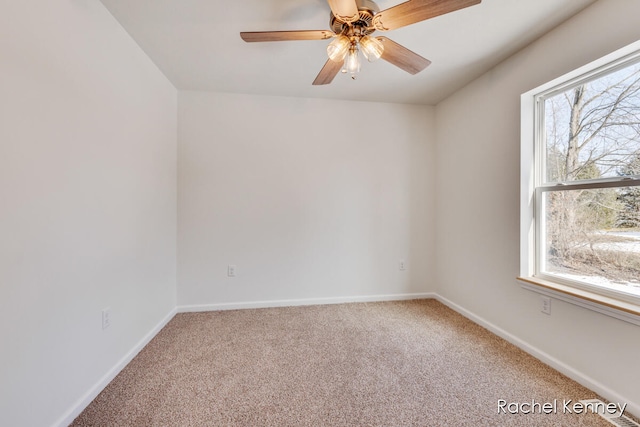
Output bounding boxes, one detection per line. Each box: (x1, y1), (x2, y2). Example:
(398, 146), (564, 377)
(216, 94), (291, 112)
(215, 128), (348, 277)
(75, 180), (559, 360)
(360, 36), (384, 62)
(327, 35), (350, 62)
(344, 47), (360, 75)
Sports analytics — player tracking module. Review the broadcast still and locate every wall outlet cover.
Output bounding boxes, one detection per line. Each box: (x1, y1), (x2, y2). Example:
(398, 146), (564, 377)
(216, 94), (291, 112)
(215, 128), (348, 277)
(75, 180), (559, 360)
(227, 265), (237, 277)
(102, 307), (111, 330)
(541, 296), (551, 315)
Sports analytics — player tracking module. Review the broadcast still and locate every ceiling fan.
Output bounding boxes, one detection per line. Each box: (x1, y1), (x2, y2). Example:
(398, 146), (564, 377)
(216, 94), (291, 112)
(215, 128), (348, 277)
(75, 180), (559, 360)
(240, 0), (481, 85)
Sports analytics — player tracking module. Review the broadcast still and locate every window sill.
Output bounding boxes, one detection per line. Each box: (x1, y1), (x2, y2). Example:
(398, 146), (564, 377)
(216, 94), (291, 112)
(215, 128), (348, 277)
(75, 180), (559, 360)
(517, 276), (640, 326)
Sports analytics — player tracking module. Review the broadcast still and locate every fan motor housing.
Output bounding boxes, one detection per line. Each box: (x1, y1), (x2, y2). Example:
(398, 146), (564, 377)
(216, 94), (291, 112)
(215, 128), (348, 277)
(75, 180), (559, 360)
(330, 0), (379, 36)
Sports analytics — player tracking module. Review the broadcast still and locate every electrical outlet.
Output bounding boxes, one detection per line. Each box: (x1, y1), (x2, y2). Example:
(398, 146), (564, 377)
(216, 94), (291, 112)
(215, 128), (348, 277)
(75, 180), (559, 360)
(102, 307), (111, 330)
(541, 296), (551, 315)
(399, 260), (406, 271)
(227, 265), (237, 277)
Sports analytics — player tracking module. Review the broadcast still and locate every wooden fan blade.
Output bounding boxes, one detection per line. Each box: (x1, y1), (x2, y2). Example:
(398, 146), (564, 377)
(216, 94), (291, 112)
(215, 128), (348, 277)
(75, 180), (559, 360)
(373, 0), (481, 31)
(313, 58), (344, 85)
(327, 0), (360, 23)
(240, 30), (334, 42)
(378, 37), (431, 74)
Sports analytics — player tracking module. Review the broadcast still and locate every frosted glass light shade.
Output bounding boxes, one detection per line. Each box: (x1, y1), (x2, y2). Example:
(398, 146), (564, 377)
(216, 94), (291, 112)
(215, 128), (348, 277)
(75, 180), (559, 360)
(345, 47), (360, 74)
(360, 36), (384, 61)
(327, 35), (350, 61)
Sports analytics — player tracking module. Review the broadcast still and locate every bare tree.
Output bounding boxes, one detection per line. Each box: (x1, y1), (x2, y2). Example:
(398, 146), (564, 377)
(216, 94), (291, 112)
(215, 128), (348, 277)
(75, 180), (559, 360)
(544, 63), (640, 277)
(548, 68), (640, 182)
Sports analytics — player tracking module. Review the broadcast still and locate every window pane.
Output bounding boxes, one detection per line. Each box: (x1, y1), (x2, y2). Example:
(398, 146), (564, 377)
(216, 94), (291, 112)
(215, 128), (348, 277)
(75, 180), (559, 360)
(544, 62), (640, 183)
(542, 187), (640, 297)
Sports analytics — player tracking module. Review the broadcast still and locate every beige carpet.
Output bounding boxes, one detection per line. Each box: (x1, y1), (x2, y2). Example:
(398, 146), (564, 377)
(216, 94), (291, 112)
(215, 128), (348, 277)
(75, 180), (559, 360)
(72, 299), (624, 426)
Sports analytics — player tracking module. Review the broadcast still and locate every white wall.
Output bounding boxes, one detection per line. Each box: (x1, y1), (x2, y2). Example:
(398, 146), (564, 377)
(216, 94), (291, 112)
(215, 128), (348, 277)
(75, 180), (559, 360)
(435, 0), (640, 415)
(178, 92), (434, 307)
(5, 0), (640, 424)
(0, 1), (177, 426)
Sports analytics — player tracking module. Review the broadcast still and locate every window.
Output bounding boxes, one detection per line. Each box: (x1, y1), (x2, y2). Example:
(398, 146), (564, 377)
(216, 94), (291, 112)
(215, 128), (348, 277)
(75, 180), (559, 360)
(521, 41), (640, 317)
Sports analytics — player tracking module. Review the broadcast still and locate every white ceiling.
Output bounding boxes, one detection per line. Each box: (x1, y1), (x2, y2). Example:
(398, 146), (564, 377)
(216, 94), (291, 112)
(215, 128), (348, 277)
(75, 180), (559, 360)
(99, 0), (597, 105)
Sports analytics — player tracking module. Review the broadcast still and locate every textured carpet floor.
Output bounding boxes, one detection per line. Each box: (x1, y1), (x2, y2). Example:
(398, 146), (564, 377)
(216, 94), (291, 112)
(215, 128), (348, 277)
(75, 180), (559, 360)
(72, 299), (621, 426)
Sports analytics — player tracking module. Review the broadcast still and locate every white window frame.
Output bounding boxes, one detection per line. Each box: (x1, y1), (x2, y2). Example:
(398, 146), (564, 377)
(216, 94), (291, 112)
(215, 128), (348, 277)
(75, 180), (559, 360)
(520, 40), (640, 324)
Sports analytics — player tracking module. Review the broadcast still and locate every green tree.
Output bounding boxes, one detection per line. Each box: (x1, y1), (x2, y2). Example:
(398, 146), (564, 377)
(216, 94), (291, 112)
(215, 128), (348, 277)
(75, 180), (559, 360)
(616, 152), (640, 228)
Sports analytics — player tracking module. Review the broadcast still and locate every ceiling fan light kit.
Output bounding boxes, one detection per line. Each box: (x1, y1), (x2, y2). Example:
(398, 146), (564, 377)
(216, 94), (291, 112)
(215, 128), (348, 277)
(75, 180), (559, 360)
(240, 0), (481, 85)
(327, 35), (383, 79)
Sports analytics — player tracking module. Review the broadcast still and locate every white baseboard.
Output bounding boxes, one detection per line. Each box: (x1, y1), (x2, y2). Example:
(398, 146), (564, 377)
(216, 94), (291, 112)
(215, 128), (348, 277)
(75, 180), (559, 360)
(52, 293), (431, 426)
(434, 294), (640, 419)
(178, 292), (436, 313)
(53, 307), (177, 427)
(53, 292), (638, 425)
